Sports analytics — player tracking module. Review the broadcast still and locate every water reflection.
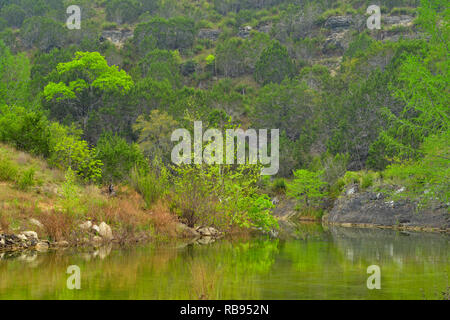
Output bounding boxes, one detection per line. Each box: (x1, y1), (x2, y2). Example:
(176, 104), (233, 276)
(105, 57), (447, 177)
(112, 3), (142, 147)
(0, 226), (448, 300)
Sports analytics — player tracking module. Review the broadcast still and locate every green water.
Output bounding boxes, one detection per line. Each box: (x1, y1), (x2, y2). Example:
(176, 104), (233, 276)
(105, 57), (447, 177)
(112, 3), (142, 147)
(1, 225), (449, 300)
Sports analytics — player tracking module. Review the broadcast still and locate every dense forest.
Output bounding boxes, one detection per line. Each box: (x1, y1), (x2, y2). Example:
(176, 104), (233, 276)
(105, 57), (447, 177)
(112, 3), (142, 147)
(0, 0), (448, 241)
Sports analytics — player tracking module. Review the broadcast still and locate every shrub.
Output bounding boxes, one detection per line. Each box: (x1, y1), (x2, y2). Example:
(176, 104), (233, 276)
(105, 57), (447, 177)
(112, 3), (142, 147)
(287, 169), (327, 210)
(96, 132), (146, 185)
(0, 105), (52, 157)
(59, 167), (83, 216)
(0, 155), (18, 181)
(361, 173), (374, 190)
(16, 167), (35, 190)
(130, 158), (169, 208)
(50, 133), (103, 183)
(272, 178), (286, 194)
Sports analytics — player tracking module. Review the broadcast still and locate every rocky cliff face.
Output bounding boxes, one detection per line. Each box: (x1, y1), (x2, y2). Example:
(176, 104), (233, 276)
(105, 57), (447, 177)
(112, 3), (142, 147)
(324, 187), (449, 232)
(101, 29), (133, 47)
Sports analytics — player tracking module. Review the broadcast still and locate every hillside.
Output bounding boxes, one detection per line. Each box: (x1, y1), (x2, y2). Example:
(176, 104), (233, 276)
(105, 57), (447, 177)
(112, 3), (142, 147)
(0, 0), (448, 244)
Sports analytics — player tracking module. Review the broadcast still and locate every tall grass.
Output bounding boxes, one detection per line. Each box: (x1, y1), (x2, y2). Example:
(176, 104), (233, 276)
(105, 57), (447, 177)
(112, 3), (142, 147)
(130, 163), (169, 208)
(16, 167), (35, 190)
(0, 156), (18, 181)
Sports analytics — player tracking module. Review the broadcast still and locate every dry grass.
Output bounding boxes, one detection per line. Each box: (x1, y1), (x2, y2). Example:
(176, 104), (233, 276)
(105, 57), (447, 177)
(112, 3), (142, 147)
(0, 214), (10, 232)
(0, 144), (185, 245)
(150, 200), (179, 238)
(39, 210), (75, 242)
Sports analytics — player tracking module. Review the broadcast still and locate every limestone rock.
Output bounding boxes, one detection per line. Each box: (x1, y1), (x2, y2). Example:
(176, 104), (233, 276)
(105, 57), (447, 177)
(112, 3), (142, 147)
(79, 221), (92, 230)
(22, 231), (38, 240)
(92, 224), (100, 233)
(324, 16), (353, 29)
(98, 222), (113, 240)
(196, 227), (220, 237)
(35, 241), (49, 252)
(176, 223), (200, 237)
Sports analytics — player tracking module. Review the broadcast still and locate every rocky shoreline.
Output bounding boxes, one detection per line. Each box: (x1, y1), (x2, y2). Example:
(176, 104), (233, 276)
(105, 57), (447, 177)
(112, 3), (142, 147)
(0, 220), (223, 253)
(323, 186), (449, 233)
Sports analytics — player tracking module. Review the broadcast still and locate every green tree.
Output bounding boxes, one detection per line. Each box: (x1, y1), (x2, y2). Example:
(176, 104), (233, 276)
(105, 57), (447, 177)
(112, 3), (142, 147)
(287, 169), (327, 209)
(135, 49), (182, 88)
(133, 109), (179, 163)
(254, 41), (296, 85)
(0, 4), (26, 28)
(96, 132), (146, 184)
(0, 40), (31, 106)
(43, 51), (134, 138)
(20, 16), (66, 51)
(106, 0), (140, 25)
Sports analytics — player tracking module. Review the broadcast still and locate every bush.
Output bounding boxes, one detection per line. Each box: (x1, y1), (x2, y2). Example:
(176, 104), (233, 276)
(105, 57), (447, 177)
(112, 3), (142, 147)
(170, 164), (278, 232)
(96, 132), (146, 184)
(0, 105), (52, 157)
(59, 167), (83, 216)
(361, 173), (374, 190)
(0, 155), (18, 181)
(272, 178), (286, 194)
(287, 169), (327, 211)
(130, 158), (169, 208)
(16, 167), (35, 190)
(49, 127), (103, 183)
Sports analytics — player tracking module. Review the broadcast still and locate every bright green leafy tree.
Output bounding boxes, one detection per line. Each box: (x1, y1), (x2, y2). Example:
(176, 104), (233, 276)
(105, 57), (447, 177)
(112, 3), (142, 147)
(43, 51), (134, 138)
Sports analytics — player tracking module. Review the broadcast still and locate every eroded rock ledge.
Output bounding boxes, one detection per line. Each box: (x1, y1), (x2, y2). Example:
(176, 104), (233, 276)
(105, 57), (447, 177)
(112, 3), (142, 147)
(324, 189), (449, 233)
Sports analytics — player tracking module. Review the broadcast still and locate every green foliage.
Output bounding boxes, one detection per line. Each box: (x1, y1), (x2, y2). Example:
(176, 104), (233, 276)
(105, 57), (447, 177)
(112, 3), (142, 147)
(96, 132), (146, 184)
(135, 49), (182, 87)
(0, 155), (19, 182)
(378, 0), (448, 161)
(383, 132), (450, 205)
(0, 41), (31, 106)
(272, 178), (287, 194)
(130, 158), (169, 208)
(16, 167), (35, 190)
(254, 41), (295, 85)
(20, 16), (66, 51)
(0, 105), (52, 157)
(247, 194), (278, 233)
(133, 16), (195, 54)
(170, 163), (278, 232)
(49, 131), (103, 183)
(43, 51), (134, 138)
(59, 167), (83, 216)
(0, 4), (26, 28)
(287, 169), (327, 210)
(106, 0), (141, 25)
(133, 109), (179, 163)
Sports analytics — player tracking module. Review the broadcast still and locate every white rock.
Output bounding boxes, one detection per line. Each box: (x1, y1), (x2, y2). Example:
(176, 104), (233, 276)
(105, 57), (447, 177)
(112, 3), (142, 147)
(197, 227), (220, 237)
(79, 221), (92, 230)
(17, 234), (28, 241)
(395, 187), (406, 194)
(346, 187), (357, 196)
(35, 241), (49, 252)
(92, 236), (103, 245)
(22, 231), (38, 240)
(92, 224), (100, 233)
(98, 222), (113, 240)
